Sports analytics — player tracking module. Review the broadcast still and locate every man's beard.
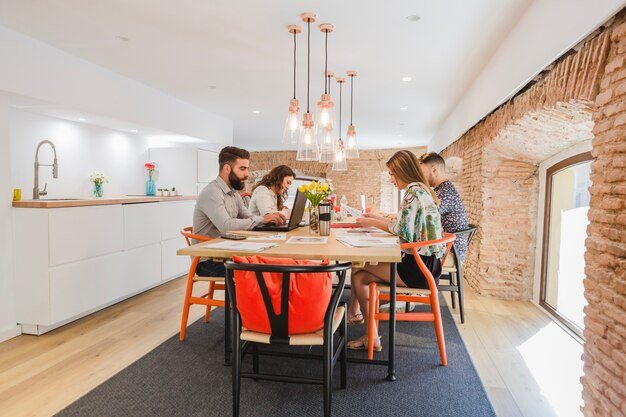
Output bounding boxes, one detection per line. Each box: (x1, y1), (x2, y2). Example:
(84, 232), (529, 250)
(229, 171), (246, 191)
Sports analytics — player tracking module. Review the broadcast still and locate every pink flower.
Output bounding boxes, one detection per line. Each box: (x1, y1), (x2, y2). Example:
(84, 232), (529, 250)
(144, 162), (156, 170)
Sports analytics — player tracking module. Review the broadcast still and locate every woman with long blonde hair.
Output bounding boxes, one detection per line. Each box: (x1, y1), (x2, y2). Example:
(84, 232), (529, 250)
(346, 150), (445, 352)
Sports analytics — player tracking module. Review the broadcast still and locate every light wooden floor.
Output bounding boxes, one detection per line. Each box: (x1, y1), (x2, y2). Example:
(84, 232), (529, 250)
(0, 277), (583, 417)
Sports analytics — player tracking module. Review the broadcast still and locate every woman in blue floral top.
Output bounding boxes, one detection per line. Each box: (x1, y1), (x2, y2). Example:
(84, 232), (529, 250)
(347, 150), (445, 352)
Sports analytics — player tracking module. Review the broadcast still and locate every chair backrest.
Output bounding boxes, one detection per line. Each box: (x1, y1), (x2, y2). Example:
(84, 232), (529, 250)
(224, 259), (351, 343)
(180, 226), (212, 246)
(400, 233), (456, 293)
(240, 192), (252, 208)
(450, 224), (478, 265)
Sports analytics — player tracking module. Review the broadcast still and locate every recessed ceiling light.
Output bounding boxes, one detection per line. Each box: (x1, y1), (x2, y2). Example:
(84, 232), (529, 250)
(406, 15), (421, 22)
(78, 118), (86, 121)
(117, 36), (130, 42)
(252, 110), (260, 114)
(397, 134), (403, 137)
(400, 107), (408, 111)
(402, 76), (412, 82)
(131, 129), (138, 133)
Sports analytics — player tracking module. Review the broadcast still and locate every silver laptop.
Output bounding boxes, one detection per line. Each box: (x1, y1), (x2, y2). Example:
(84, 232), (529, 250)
(253, 190), (307, 231)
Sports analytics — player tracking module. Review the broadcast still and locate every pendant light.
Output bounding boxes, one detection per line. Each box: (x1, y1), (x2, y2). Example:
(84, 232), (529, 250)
(319, 71), (336, 163)
(345, 70), (359, 159)
(282, 25), (302, 144)
(332, 77), (347, 171)
(296, 12), (320, 161)
(315, 24), (335, 137)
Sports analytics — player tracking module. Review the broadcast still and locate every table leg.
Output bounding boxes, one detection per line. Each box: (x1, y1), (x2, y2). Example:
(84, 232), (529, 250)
(224, 284), (231, 366)
(387, 262), (397, 381)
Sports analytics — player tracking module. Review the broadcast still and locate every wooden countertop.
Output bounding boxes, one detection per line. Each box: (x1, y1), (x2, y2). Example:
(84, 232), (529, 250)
(13, 195), (197, 208)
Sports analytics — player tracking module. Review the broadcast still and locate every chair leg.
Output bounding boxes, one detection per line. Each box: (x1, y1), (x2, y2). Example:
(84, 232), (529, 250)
(340, 312), (347, 389)
(457, 268), (465, 324)
(205, 281), (215, 323)
(431, 293), (447, 366)
(232, 314), (241, 417)
(323, 333), (333, 417)
(179, 272), (196, 342)
(367, 282), (378, 361)
(449, 273), (457, 309)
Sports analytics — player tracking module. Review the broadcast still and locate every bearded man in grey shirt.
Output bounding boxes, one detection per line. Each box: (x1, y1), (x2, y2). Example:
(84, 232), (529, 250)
(193, 146), (285, 276)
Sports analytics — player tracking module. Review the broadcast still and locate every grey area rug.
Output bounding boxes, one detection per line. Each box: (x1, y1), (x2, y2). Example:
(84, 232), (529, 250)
(56, 299), (495, 417)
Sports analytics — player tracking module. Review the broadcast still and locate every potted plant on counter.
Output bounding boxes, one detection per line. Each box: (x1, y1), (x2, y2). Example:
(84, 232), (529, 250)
(171, 187), (177, 196)
(157, 188), (163, 196)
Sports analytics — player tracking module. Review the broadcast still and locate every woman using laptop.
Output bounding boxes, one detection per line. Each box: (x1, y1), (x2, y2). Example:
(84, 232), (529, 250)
(346, 150), (446, 352)
(249, 165), (296, 217)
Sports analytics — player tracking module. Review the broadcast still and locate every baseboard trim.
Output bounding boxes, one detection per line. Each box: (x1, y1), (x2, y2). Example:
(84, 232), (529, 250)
(0, 324), (21, 342)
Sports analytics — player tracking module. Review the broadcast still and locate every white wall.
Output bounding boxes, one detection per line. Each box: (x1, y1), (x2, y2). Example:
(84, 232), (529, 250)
(533, 140), (592, 303)
(0, 24), (232, 145)
(10, 110), (151, 198)
(0, 99), (20, 341)
(431, 0), (626, 152)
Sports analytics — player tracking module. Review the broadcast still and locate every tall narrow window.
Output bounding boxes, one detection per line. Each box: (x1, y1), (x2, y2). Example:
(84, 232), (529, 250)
(540, 152), (592, 340)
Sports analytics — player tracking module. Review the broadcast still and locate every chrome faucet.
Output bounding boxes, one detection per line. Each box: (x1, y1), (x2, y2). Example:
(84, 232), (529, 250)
(33, 140), (58, 199)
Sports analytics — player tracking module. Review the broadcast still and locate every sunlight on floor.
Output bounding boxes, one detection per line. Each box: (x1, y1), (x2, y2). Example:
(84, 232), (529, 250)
(516, 322), (584, 417)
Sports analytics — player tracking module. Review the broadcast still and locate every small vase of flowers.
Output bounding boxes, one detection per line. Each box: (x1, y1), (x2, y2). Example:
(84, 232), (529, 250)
(298, 180), (332, 234)
(89, 171), (108, 198)
(144, 162), (157, 196)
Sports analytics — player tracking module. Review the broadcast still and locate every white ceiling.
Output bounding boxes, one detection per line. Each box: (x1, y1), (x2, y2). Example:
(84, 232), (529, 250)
(0, 0), (605, 151)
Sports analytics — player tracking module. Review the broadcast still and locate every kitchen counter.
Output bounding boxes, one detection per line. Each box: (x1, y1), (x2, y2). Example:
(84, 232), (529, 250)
(13, 195), (196, 208)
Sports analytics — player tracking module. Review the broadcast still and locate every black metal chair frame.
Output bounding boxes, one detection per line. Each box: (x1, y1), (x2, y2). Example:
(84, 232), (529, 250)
(436, 224), (478, 323)
(224, 261), (352, 417)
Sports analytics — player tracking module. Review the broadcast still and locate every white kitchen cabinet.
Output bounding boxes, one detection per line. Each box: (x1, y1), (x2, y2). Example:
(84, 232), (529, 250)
(49, 205), (123, 266)
(162, 237), (190, 281)
(50, 244), (161, 323)
(197, 149), (219, 183)
(124, 202), (162, 250)
(13, 199), (194, 335)
(161, 199), (195, 240)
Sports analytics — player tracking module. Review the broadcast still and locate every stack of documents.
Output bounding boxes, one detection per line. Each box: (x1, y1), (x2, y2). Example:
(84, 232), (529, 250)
(336, 236), (398, 248)
(203, 241), (279, 252)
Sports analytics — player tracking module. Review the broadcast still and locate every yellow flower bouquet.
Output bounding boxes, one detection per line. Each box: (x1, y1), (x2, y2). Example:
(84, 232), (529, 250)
(298, 180), (332, 207)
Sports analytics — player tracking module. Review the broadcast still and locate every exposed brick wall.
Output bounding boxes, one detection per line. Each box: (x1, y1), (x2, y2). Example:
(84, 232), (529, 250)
(582, 13), (626, 417)
(441, 30), (608, 300)
(249, 147), (426, 212)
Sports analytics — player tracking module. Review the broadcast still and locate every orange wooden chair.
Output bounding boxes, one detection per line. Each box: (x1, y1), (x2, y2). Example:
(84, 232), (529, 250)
(367, 233), (456, 365)
(179, 226), (226, 341)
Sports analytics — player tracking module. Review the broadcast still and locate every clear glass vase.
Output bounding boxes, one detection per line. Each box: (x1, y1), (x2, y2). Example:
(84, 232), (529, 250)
(146, 175), (156, 196)
(93, 182), (104, 198)
(309, 205), (319, 235)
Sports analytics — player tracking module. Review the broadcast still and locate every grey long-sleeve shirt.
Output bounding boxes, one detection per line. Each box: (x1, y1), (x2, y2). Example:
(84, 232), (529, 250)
(193, 176), (264, 240)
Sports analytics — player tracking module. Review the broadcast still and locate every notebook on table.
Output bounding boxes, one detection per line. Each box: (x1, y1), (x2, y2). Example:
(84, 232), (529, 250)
(252, 189), (307, 232)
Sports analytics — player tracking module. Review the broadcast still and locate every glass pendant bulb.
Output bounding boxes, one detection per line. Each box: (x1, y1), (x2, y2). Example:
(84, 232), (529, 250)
(283, 24), (302, 145)
(282, 98), (300, 144)
(345, 124), (359, 159)
(332, 138), (348, 171)
(296, 112), (320, 161)
(319, 125), (336, 163)
(345, 70), (360, 159)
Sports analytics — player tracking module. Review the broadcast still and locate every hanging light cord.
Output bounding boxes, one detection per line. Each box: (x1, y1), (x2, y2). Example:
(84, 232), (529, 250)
(292, 30), (297, 100)
(306, 19), (311, 113)
(324, 30), (328, 94)
(338, 82), (343, 139)
(350, 76), (354, 124)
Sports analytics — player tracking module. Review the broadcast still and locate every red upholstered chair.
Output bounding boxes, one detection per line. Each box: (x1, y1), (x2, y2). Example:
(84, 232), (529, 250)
(179, 226), (225, 341)
(367, 233), (456, 366)
(224, 256), (351, 417)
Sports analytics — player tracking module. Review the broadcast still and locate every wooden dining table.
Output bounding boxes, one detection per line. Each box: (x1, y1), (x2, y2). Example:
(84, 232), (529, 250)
(177, 226), (402, 381)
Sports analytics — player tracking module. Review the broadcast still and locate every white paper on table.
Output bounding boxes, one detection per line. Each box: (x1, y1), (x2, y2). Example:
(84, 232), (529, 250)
(286, 236), (329, 245)
(203, 241), (279, 252)
(344, 205), (363, 218)
(336, 236), (398, 248)
(246, 233), (287, 241)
